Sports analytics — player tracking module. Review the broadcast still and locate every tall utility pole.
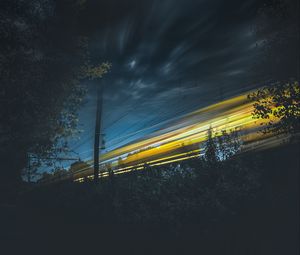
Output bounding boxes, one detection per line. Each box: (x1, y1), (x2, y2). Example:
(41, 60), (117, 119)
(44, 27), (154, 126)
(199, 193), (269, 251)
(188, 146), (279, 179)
(94, 83), (103, 182)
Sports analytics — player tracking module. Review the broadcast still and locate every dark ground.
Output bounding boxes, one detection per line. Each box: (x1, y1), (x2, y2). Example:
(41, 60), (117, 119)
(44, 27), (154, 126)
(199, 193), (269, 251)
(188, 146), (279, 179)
(0, 144), (299, 255)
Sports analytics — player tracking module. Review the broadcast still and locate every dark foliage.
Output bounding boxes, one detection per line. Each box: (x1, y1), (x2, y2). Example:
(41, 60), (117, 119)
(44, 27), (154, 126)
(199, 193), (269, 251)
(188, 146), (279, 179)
(0, 0), (109, 184)
(248, 81), (300, 136)
(5, 144), (297, 254)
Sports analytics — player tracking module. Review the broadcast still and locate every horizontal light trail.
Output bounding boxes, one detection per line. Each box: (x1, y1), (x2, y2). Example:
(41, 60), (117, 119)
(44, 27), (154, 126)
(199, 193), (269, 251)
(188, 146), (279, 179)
(70, 90), (282, 182)
(73, 149), (200, 181)
(75, 150), (203, 182)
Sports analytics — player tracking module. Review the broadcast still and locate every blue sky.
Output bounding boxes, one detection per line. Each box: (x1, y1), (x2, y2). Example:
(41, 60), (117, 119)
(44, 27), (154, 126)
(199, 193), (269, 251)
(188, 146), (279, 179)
(57, 0), (263, 169)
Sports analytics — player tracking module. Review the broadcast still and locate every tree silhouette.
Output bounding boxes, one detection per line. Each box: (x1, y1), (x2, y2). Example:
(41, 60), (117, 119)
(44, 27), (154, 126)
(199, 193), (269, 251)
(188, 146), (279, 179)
(204, 127), (241, 164)
(0, 0), (109, 185)
(248, 81), (300, 136)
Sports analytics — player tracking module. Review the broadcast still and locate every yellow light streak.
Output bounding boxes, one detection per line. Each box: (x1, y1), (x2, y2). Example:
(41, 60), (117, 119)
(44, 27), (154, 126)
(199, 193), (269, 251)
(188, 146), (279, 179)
(72, 90), (282, 182)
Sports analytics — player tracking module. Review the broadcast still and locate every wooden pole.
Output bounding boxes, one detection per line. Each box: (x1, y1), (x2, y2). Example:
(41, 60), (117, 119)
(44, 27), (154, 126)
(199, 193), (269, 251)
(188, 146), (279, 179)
(94, 83), (103, 182)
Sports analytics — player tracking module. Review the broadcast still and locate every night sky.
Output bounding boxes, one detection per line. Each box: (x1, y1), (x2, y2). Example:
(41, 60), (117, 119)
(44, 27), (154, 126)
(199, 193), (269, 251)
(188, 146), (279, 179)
(67, 0), (263, 163)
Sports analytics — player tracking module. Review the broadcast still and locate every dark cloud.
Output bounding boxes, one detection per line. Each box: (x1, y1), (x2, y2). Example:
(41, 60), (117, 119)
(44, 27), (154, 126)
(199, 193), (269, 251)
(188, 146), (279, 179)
(69, 0), (263, 159)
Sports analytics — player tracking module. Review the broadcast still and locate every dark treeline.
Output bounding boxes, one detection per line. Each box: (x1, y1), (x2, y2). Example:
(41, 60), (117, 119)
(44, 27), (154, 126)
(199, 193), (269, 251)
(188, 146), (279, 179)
(2, 142), (298, 254)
